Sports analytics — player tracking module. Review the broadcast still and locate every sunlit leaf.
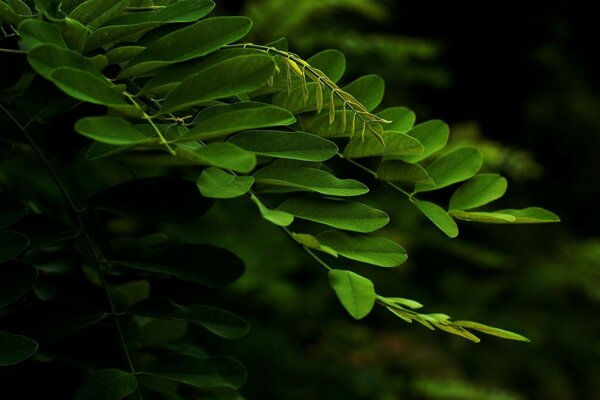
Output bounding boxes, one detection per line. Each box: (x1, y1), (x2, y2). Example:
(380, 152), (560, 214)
(250, 194), (293, 227)
(411, 199), (459, 238)
(328, 269), (375, 319)
(176, 142), (257, 173)
(494, 207), (560, 223)
(376, 159), (433, 184)
(343, 130), (423, 159)
(378, 107), (416, 133)
(453, 321), (531, 341)
(342, 74), (384, 112)
(291, 232), (337, 257)
(399, 120), (449, 163)
(415, 146), (483, 193)
(449, 173), (508, 210)
(448, 210), (516, 223)
(307, 49), (346, 83)
(197, 167), (254, 199)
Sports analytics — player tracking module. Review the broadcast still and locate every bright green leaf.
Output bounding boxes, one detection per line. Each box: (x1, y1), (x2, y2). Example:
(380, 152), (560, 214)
(307, 49), (346, 83)
(228, 130), (338, 161)
(495, 207), (560, 223)
(378, 107), (416, 133)
(143, 353), (247, 389)
(253, 166), (368, 196)
(129, 298), (249, 339)
(177, 102), (296, 141)
(74, 116), (155, 145)
(449, 173), (508, 211)
(0, 230), (29, 263)
(197, 168), (254, 199)
(415, 146), (483, 193)
(342, 74), (384, 112)
(291, 232), (337, 257)
(74, 369), (138, 400)
(376, 159), (433, 184)
(343, 130), (423, 159)
(175, 142), (256, 173)
(399, 120), (449, 163)
(0, 330), (37, 366)
(113, 243), (245, 288)
(328, 269), (375, 319)
(453, 321), (531, 342)
(250, 194), (293, 227)
(448, 210), (516, 223)
(277, 198), (389, 233)
(317, 230), (407, 267)
(412, 199), (459, 238)
(0, 260), (38, 309)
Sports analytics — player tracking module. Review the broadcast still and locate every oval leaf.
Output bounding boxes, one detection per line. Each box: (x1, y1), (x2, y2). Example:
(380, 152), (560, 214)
(250, 194), (293, 227)
(74, 369), (138, 400)
(143, 353), (247, 390)
(228, 130), (338, 161)
(113, 243), (245, 288)
(449, 173), (508, 211)
(253, 166), (368, 196)
(0, 260), (38, 309)
(0, 193), (26, 228)
(376, 159), (433, 184)
(328, 269), (375, 319)
(197, 168), (254, 199)
(343, 130), (423, 159)
(317, 231), (407, 267)
(129, 298), (249, 339)
(399, 120), (449, 163)
(495, 207), (560, 223)
(0, 330), (37, 366)
(377, 107), (416, 133)
(342, 74), (385, 112)
(412, 199), (459, 238)
(176, 142), (256, 173)
(448, 210), (516, 223)
(307, 49), (346, 83)
(415, 146), (483, 193)
(75, 116), (155, 145)
(277, 198), (389, 233)
(88, 177), (213, 222)
(177, 102), (296, 141)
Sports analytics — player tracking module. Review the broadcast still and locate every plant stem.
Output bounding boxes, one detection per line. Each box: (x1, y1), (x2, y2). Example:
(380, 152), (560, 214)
(0, 47), (26, 54)
(0, 104), (143, 400)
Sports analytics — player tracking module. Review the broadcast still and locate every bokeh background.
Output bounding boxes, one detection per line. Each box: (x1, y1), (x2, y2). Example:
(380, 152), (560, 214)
(202, 1), (599, 399)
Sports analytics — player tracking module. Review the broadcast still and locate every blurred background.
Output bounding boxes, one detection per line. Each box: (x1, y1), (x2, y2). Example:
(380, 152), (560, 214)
(200, 1), (599, 399)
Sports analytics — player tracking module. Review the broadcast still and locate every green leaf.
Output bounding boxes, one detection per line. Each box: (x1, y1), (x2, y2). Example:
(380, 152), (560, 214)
(129, 298), (249, 339)
(0, 330), (37, 366)
(448, 210), (516, 223)
(291, 232), (337, 257)
(11, 214), (79, 249)
(144, 354), (247, 389)
(105, 45), (145, 65)
(342, 74), (385, 112)
(48, 67), (131, 109)
(494, 207), (560, 223)
(176, 142), (256, 173)
(399, 120), (449, 163)
(27, 44), (100, 81)
(0, 2), (26, 26)
(228, 130), (338, 161)
(449, 173), (508, 210)
(412, 199), (459, 238)
(197, 168), (254, 199)
(119, 17), (252, 78)
(317, 231), (407, 267)
(177, 102), (296, 141)
(57, 16), (90, 52)
(328, 269), (376, 319)
(343, 130), (423, 159)
(307, 49), (346, 83)
(378, 107), (416, 133)
(74, 369), (138, 400)
(277, 198), (389, 233)
(253, 166), (368, 196)
(89, 177), (212, 222)
(0, 260), (38, 308)
(453, 321), (531, 342)
(18, 19), (67, 49)
(415, 146), (483, 193)
(85, 0), (215, 50)
(250, 194), (293, 227)
(69, 0), (127, 26)
(303, 110), (356, 138)
(113, 243), (245, 288)
(108, 280), (150, 312)
(382, 297), (424, 309)
(0, 139), (13, 166)
(0, 193), (26, 228)
(0, 230), (29, 263)
(376, 159), (433, 184)
(74, 116), (156, 145)
(159, 54), (275, 115)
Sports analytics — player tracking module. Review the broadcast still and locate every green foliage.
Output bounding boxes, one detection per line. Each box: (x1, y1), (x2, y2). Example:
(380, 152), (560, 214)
(0, 1), (558, 398)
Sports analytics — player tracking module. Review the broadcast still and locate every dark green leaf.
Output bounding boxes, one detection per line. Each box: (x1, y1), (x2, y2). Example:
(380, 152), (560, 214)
(129, 298), (249, 339)
(449, 173), (508, 210)
(18, 19), (67, 49)
(57, 16), (90, 52)
(143, 353), (247, 389)
(113, 243), (245, 288)
(376, 159), (433, 184)
(74, 369), (138, 400)
(0, 230), (29, 263)
(119, 17), (252, 78)
(378, 107), (416, 133)
(303, 110), (356, 138)
(415, 147), (483, 193)
(159, 54), (275, 114)
(253, 166), (368, 196)
(277, 198), (389, 233)
(228, 130), (338, 161)
(75, 116), (156, 145)
(0, 3), (26, 26)
(317, 231), (407, 267)
(105, 45), (145, 65)
(0, 260), (38, 308)
(412, 199), (459, 238)
(0, 330), (37, 366)
(175, 142), (257, 173)
(399, 120), (449, 163)
(453, 321), (531, 342)
(0, 139), (13, 166)
(307, 49), (346, 83)
(108, 280), (150, 312)
(89, 177), (213, 222)
(27, 44), (100, 81)
(197, 168), (254, 199)
(328, 269), (375, 319)
(11, 214), (79, 249)
(177, 102), (296, 141)
(343, 130), (423, 159)
(0, 192), (26, 228)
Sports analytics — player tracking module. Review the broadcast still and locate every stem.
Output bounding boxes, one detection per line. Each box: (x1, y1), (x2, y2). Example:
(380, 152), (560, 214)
(0, 47), (26, 54)
(0, 104), (143, 400)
